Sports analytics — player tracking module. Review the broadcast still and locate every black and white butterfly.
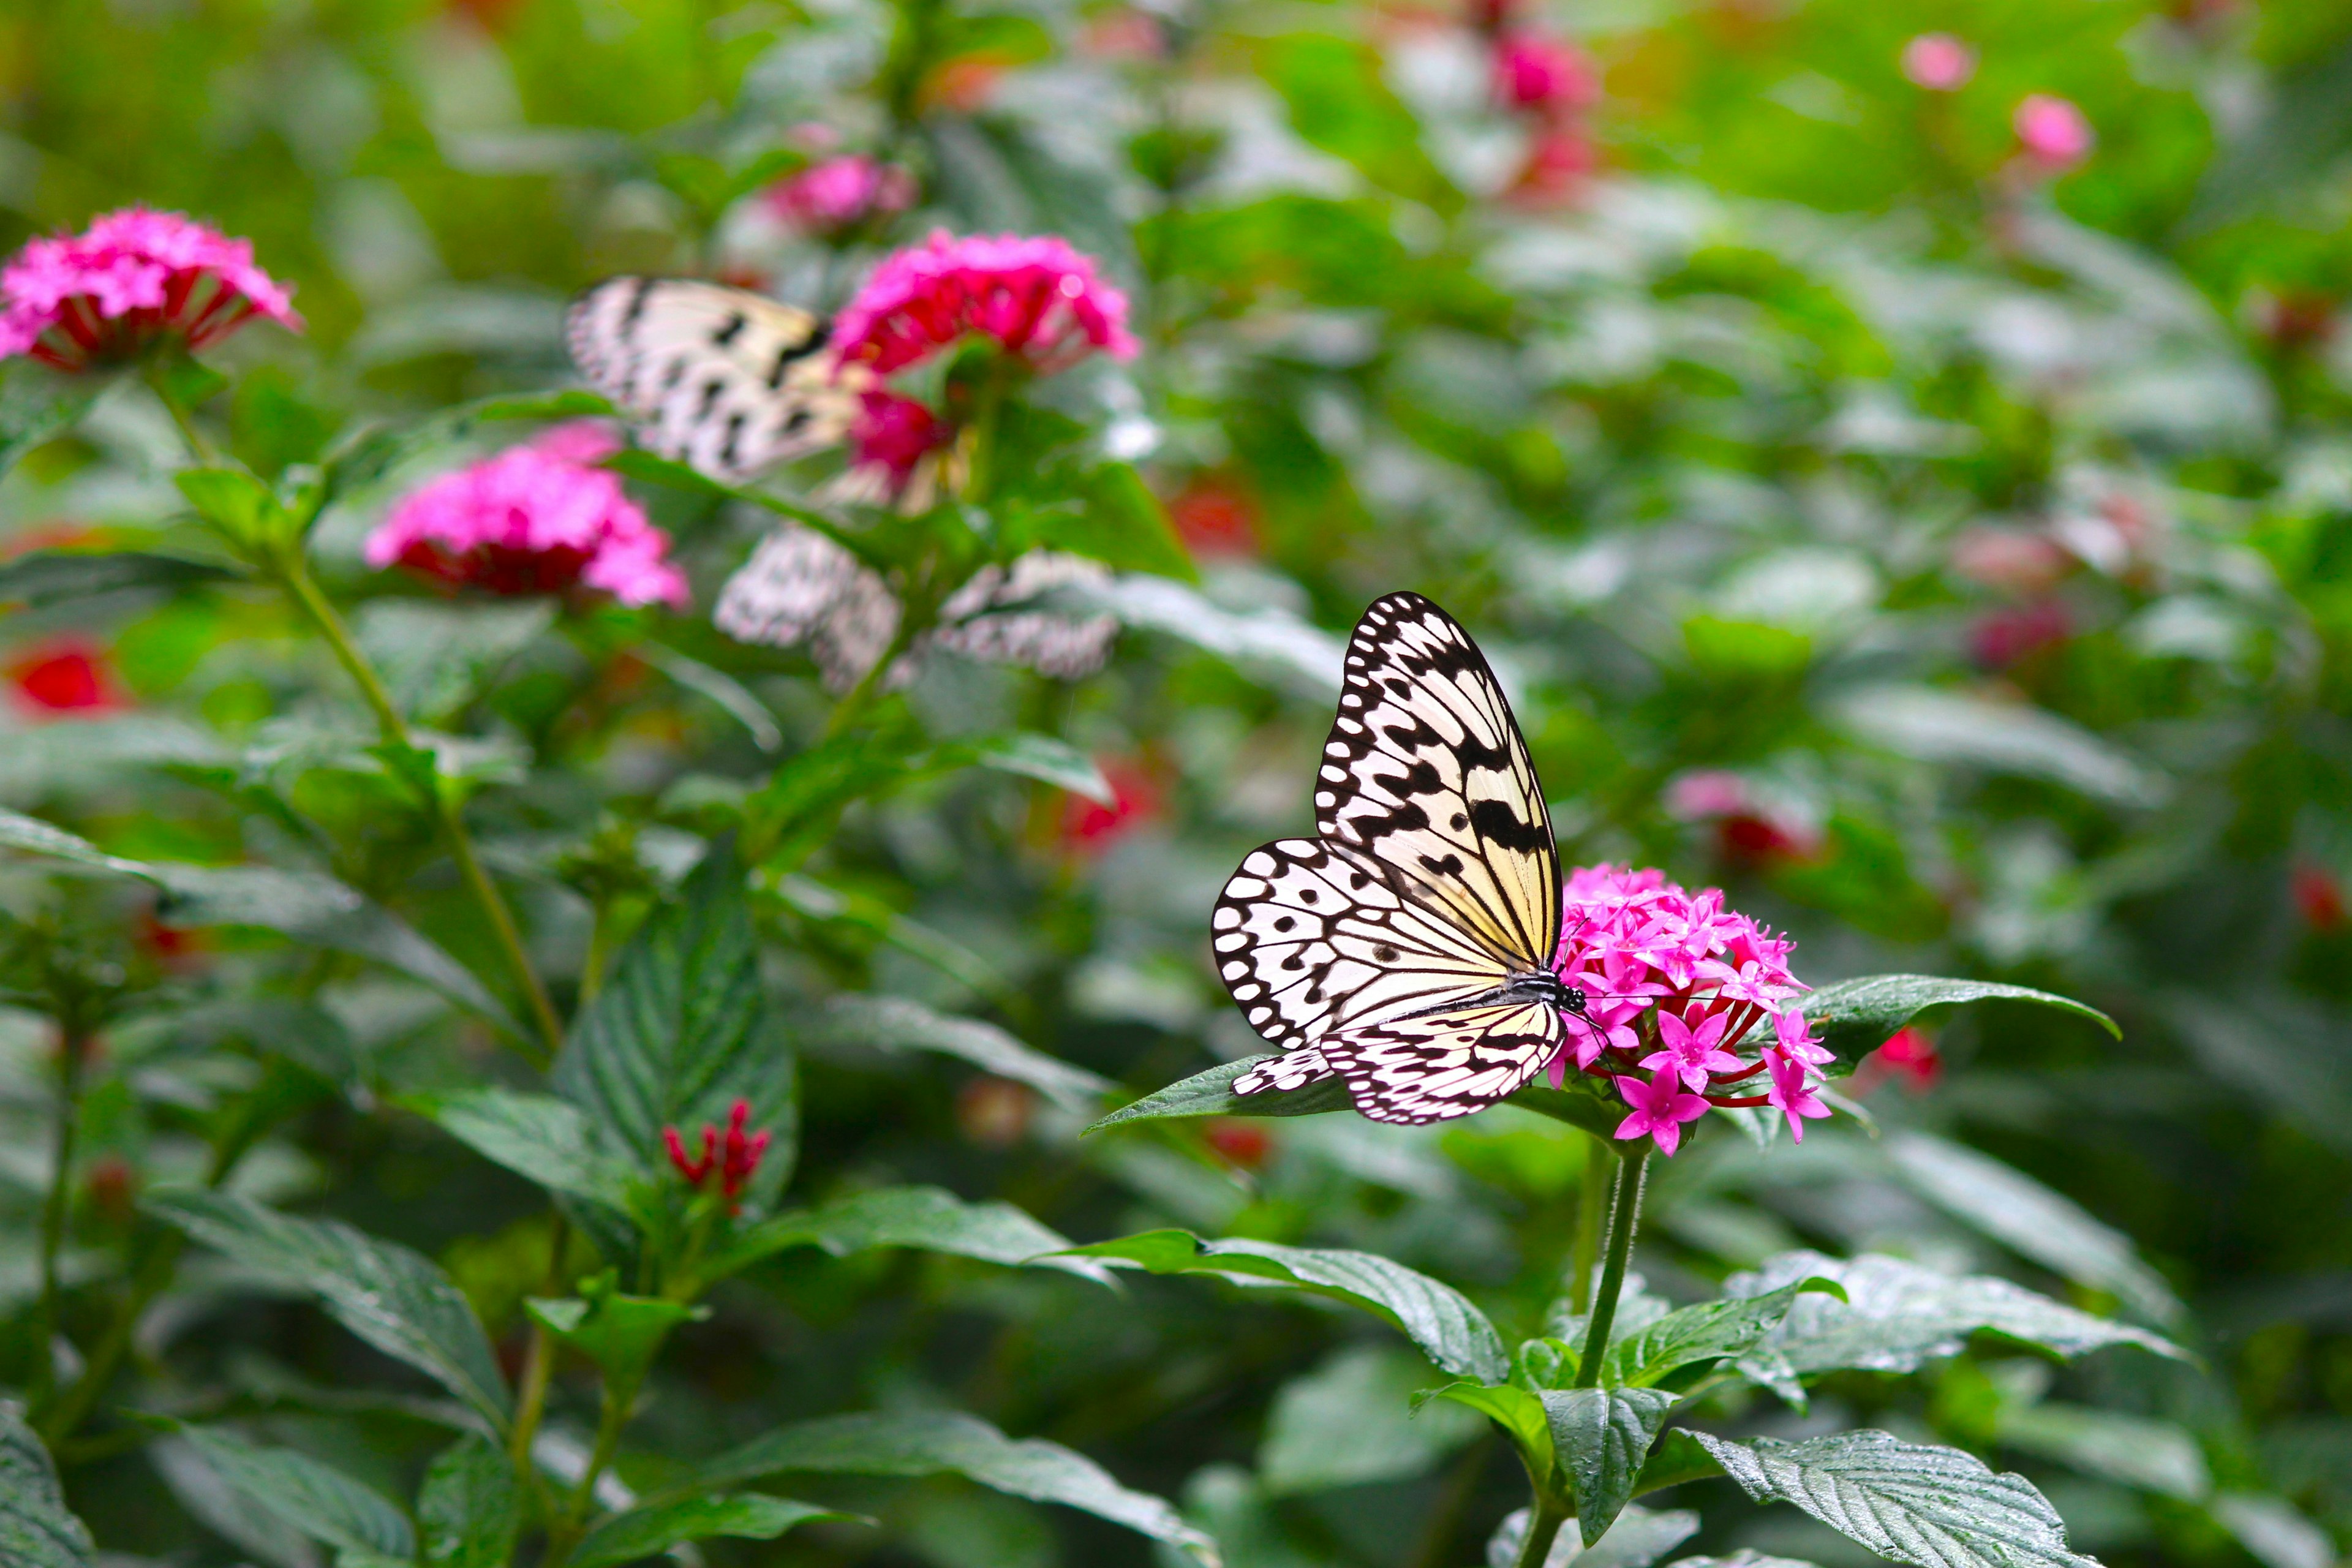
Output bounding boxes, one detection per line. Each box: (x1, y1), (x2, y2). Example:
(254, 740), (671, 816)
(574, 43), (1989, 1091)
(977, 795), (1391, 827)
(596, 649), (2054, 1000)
(566, 277), (868, 481)
(1216, 592), (1587, 1125)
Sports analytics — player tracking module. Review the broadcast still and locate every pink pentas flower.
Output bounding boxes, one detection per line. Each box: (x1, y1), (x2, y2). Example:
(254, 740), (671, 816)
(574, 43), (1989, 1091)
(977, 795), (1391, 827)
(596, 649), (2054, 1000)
(1493, 32), (1599, 113)
(850, 390), (950, 484)
(0, 207), (302, 370)
(364, 423), (688, 608)
(2015, 94), (2095, 171)
(1762, 1046), (1831, 1142)
(764, 155), (918, 235)
(1901, 34), (1976, 92)
(1613, 1069), (1711, 1156)
(1551, 863), (1826, 1155)
(832, 230), (1139, 376)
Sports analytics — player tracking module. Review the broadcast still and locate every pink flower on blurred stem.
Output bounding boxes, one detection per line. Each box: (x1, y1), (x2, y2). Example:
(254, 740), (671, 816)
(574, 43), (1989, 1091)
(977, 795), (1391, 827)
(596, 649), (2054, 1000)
(1613, 1069), (1710, 1156)
(2014, 94), (2095, 172)
(764, 155), (918, 235)
(0, 207), (301, 371)
(1901, 34), (1976, 91)
(664, 1098), (771, 1212)
(1493, 33), (1599, 113)
(1763, 1046), (1831, 1141)
(364, 423), (688, 608)
(831, 230), (1138, 376)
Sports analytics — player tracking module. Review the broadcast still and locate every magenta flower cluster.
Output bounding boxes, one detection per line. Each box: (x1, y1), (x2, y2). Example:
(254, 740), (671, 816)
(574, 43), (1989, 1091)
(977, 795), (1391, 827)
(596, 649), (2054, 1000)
(0, 207), (301, 370)
(764, 154), (917, 235)
(364, 423), (688, 609)
(832, 230), (1139, 376)
(1551, 864), (1831, 1155)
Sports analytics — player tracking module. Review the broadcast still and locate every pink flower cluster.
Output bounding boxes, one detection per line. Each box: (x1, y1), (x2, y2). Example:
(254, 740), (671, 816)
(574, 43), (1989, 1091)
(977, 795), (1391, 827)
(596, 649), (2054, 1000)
(1551, 865), (1831, 1155)
(831, 230), (1138, 376)
(1471, 3), (1602, 205)
(364, 423), (688, 608)
(0, 208), (301, 370)
(764, 154), (917, 235)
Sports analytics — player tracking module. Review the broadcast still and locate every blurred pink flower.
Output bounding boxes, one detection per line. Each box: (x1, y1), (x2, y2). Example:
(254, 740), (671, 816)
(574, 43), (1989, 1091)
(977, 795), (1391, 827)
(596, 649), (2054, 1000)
(1900, 33), (1976, 91)
(832, 230), (1138, 375)
(0, 207), (301, 370)
(1512, 126), (1601, 205)
(1613, 1069), (1710, 1156)
(764, 155), (917, 235)
(1664, 769), (1749, 820)
(1664, 770), (1824, 866)
(1493, 32), (1599, 113)
(2014, 94), (2095, 171)
(1967, 597), (2071, 670)
(1951, 526), (2073, 594)
(364, 423), (688, 608)
(848, 390), (949, 484)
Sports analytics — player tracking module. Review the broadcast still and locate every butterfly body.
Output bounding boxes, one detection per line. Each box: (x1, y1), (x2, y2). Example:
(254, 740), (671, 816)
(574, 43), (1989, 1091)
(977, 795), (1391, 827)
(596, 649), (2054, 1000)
(1215, 592), (1578, 1125)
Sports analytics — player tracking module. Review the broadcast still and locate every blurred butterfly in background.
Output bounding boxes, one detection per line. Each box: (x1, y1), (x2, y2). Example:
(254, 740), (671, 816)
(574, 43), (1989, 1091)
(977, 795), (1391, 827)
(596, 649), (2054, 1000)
(1217, 592), (1590, 1125)
(566, 277), (868, 481)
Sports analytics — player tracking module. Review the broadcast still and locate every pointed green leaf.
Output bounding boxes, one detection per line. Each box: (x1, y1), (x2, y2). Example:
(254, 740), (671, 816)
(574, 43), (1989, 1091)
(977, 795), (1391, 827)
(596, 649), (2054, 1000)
(0, 1403), (93, 1568)
(951, 733), (1115, 803)
(676, 1409), (1218, 1564)
(810, 994), (1110, 1114)
(1259, 1346), (1483, 1495)
(0, 366), (107, 478)
(1997, 1404), (2210, 1501)
(1087, 1055), (1355, 1131)
(1604, 1278), (1845, 1389)
(415, 1088), (641, 1210)
(171, 1425), (415, 1559)
(0, 548), (236, 609)
(419, 1434), (520, 1568)
(571, 1495), (851, 1568)
(1694, 1430), (2099, 1568)
(526, 1287), (701, 1390)
(1544, 1387), (1679, 1545)
(699, 1185), (1110, 1287)
(1488, 1502), (1699, 1568)
(1668, 1553), (1823, 1568)
(1063, 1229), (1507, 1382)
(143, 1188), (511, 1431)
(1790, 975), (2116, 1074)
(1425, 1380), (1554, 1491)
(1632, 1428), (1724, 1499)
(554, 841), (799, 1205)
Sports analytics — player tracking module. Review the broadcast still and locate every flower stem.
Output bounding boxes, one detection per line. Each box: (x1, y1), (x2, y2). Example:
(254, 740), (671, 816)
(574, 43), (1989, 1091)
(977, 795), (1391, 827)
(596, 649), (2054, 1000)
(143, 360), (213, 464)
(1513, 1494), (1570, 1568)
(1574, 1143), (1649, 1389)
(1569, 1133), (1610, 1314)
(507, 1210), (569, 1518)
(540, 1370), (636, 1567)
(276, 556), (564, 1064)
(25, 1032), (89, 1412)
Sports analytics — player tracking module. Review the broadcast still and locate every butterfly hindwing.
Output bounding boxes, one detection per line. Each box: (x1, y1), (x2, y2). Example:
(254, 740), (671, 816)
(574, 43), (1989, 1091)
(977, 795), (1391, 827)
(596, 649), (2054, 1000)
(1316, 592), (1560, 971)
(566, 277), (865, 480)
(1212, 837), (1510, 1053)
(1319, 1000), (1565, 1125)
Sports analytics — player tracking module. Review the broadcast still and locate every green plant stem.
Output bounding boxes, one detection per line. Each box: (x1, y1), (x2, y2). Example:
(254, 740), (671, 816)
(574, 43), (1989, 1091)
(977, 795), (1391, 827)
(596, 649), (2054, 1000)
(1569, 1133), (1610, 1314)
(26, 1033), (89, 1412)
(507, 1208), (571, 1521)
(1513, 1493), (1570, 1568)
(276, 556), (564, 1064)
(145, 360), (213, 462)
(822, 607), (927, 741)
(540, 1373), (637, 1567)
(1575, 1144), (1649, 1389)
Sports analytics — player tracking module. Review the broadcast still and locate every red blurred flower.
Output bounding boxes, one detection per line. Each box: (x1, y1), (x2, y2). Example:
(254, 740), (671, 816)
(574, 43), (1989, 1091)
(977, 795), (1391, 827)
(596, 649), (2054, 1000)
(1493, 33), (1599, 113)
(1511, 126), (1600, 205)
(2251, 288), (2338, 352)
(2294, 863), (2347, 932)
(1167, 477), (1260, 559)
(137, 908), (207, 972)
(10, 638), (126, 715)
(957, 1076), (1036, 1148)
(663, 1098), (772, 1211)
(1663, 769), (1822, 867)
(1968, 598), (2072, 671)
(1203, 1119), (1273, 1169)
(1061, 759), (1162, 854)
(832, 230), (1138, 377)
(1857, 1025), (1940, 1094)
(85, 1156), (138, 1223)
(922, 55), (1011, 114)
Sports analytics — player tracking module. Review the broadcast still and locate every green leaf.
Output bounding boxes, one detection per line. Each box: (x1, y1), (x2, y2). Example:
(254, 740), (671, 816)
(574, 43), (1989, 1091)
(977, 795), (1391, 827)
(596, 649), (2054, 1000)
(809, 994), (1109, 1114)
(415, 1088), (642, 1210)
(1488, 1502), (1699, 1568)
(1790, 975), (2117, 1074)
(944, 733), (1115, 804)
(1694, 1430), (2098, 1568)
(0, 548), (237, 609)
(745, 726), (924, 871)
(1829, 685), (2168, 807)
(674, 1409), (1219, 1566)
(1063, 1229), (1507, 1382)
(143, 1188), (512, 1431)
(1507, 1083), (1640, 1142)
(553, 840), (799, 1207)
(1054, 575), (1344, 697)
(353, 599), (554, 726)
(1259, 1345), (1482, 1495)
(419, 1434), (520, 1568)
(1017, 462), (1195, 580)
(1427, 1380), (1555, 1490)
(636, 641), (782, 752)
(1885, 1131), (2182, 1324)
(0, 367), (107, 480)
(1544, 1386), (1679, 1545)
(1668, 1553), (1823, 1568)
(169, 1424), (415, 1559)
(1632, 1428), (1725, 1498)
(0, 1403), (93, 1568)
(701, 1184), (1109, 1287)
(0, 807), (151, 877)
(1997, 1404), (2210, 1501)
(1087, 1054), (1355, 1132)
(176, 466), (295, 556)
(1603, 1278), (1845, 1389)
(571, 1495), (850, 1568)
(1724, 1250), (2187, 1376)
(322, 388), (616, 500)
(526, 1286), (701, 1390)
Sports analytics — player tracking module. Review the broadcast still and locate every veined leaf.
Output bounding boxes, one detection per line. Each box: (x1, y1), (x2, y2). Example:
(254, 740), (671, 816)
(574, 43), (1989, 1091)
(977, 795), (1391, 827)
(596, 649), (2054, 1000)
(571, 1496), (851, 1568)
(701, 1184), (1110, 1286)
(1052, 575), (1344, 696)
(1723, 1251), (2186, 1376)
(170, 1425), (415, 1559)
(1604, 1277), (1845, 1389)
(809, 993), (1110, 1114)
(553, 840), (799, 1208)
(0, 1403), (93, 1568)
(1694, 1430), (2098, 1568)
(144, 1188), (511, 1431)
(1997, 1403), (2210, 1501)
(415, 1088), (642, 1211)
(418, 1434), (520, 1568)
(1065, 1228), (1507, 1382)
(1544, 1386), (1679, 1545)
(1486, 1502), (1699, 1568)
(946, 732), (1116, 804)
(1428, 1379), (1556, 1491)
(0, 366), (108, 478)
(1830, 685), (2167, 807)
(526, 1290), (701, 1390)
(1633, 1428), (1725, 1498)
(0, 548), (236, 608)
(1087, 1054), (1355, 1131)
(1789, 975), (2116, 1074)
(1260, 1345), (1483, 1495)
(673, 1409), (1219, 1566)
(1667, 1553), (1824, 1568)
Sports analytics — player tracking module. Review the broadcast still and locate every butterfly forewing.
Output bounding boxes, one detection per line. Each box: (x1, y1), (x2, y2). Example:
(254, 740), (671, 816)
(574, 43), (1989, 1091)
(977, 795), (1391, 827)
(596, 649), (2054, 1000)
(1319, 1000), (1565, 1124)
(566, 277), (865, 481)
(1212, 837), (1510, 1053)
(1315, 593), (1561, 970)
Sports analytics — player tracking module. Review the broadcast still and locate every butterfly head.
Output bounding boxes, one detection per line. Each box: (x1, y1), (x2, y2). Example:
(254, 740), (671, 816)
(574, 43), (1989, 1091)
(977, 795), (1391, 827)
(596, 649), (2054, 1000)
(1503, 970), (1586, 1017)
